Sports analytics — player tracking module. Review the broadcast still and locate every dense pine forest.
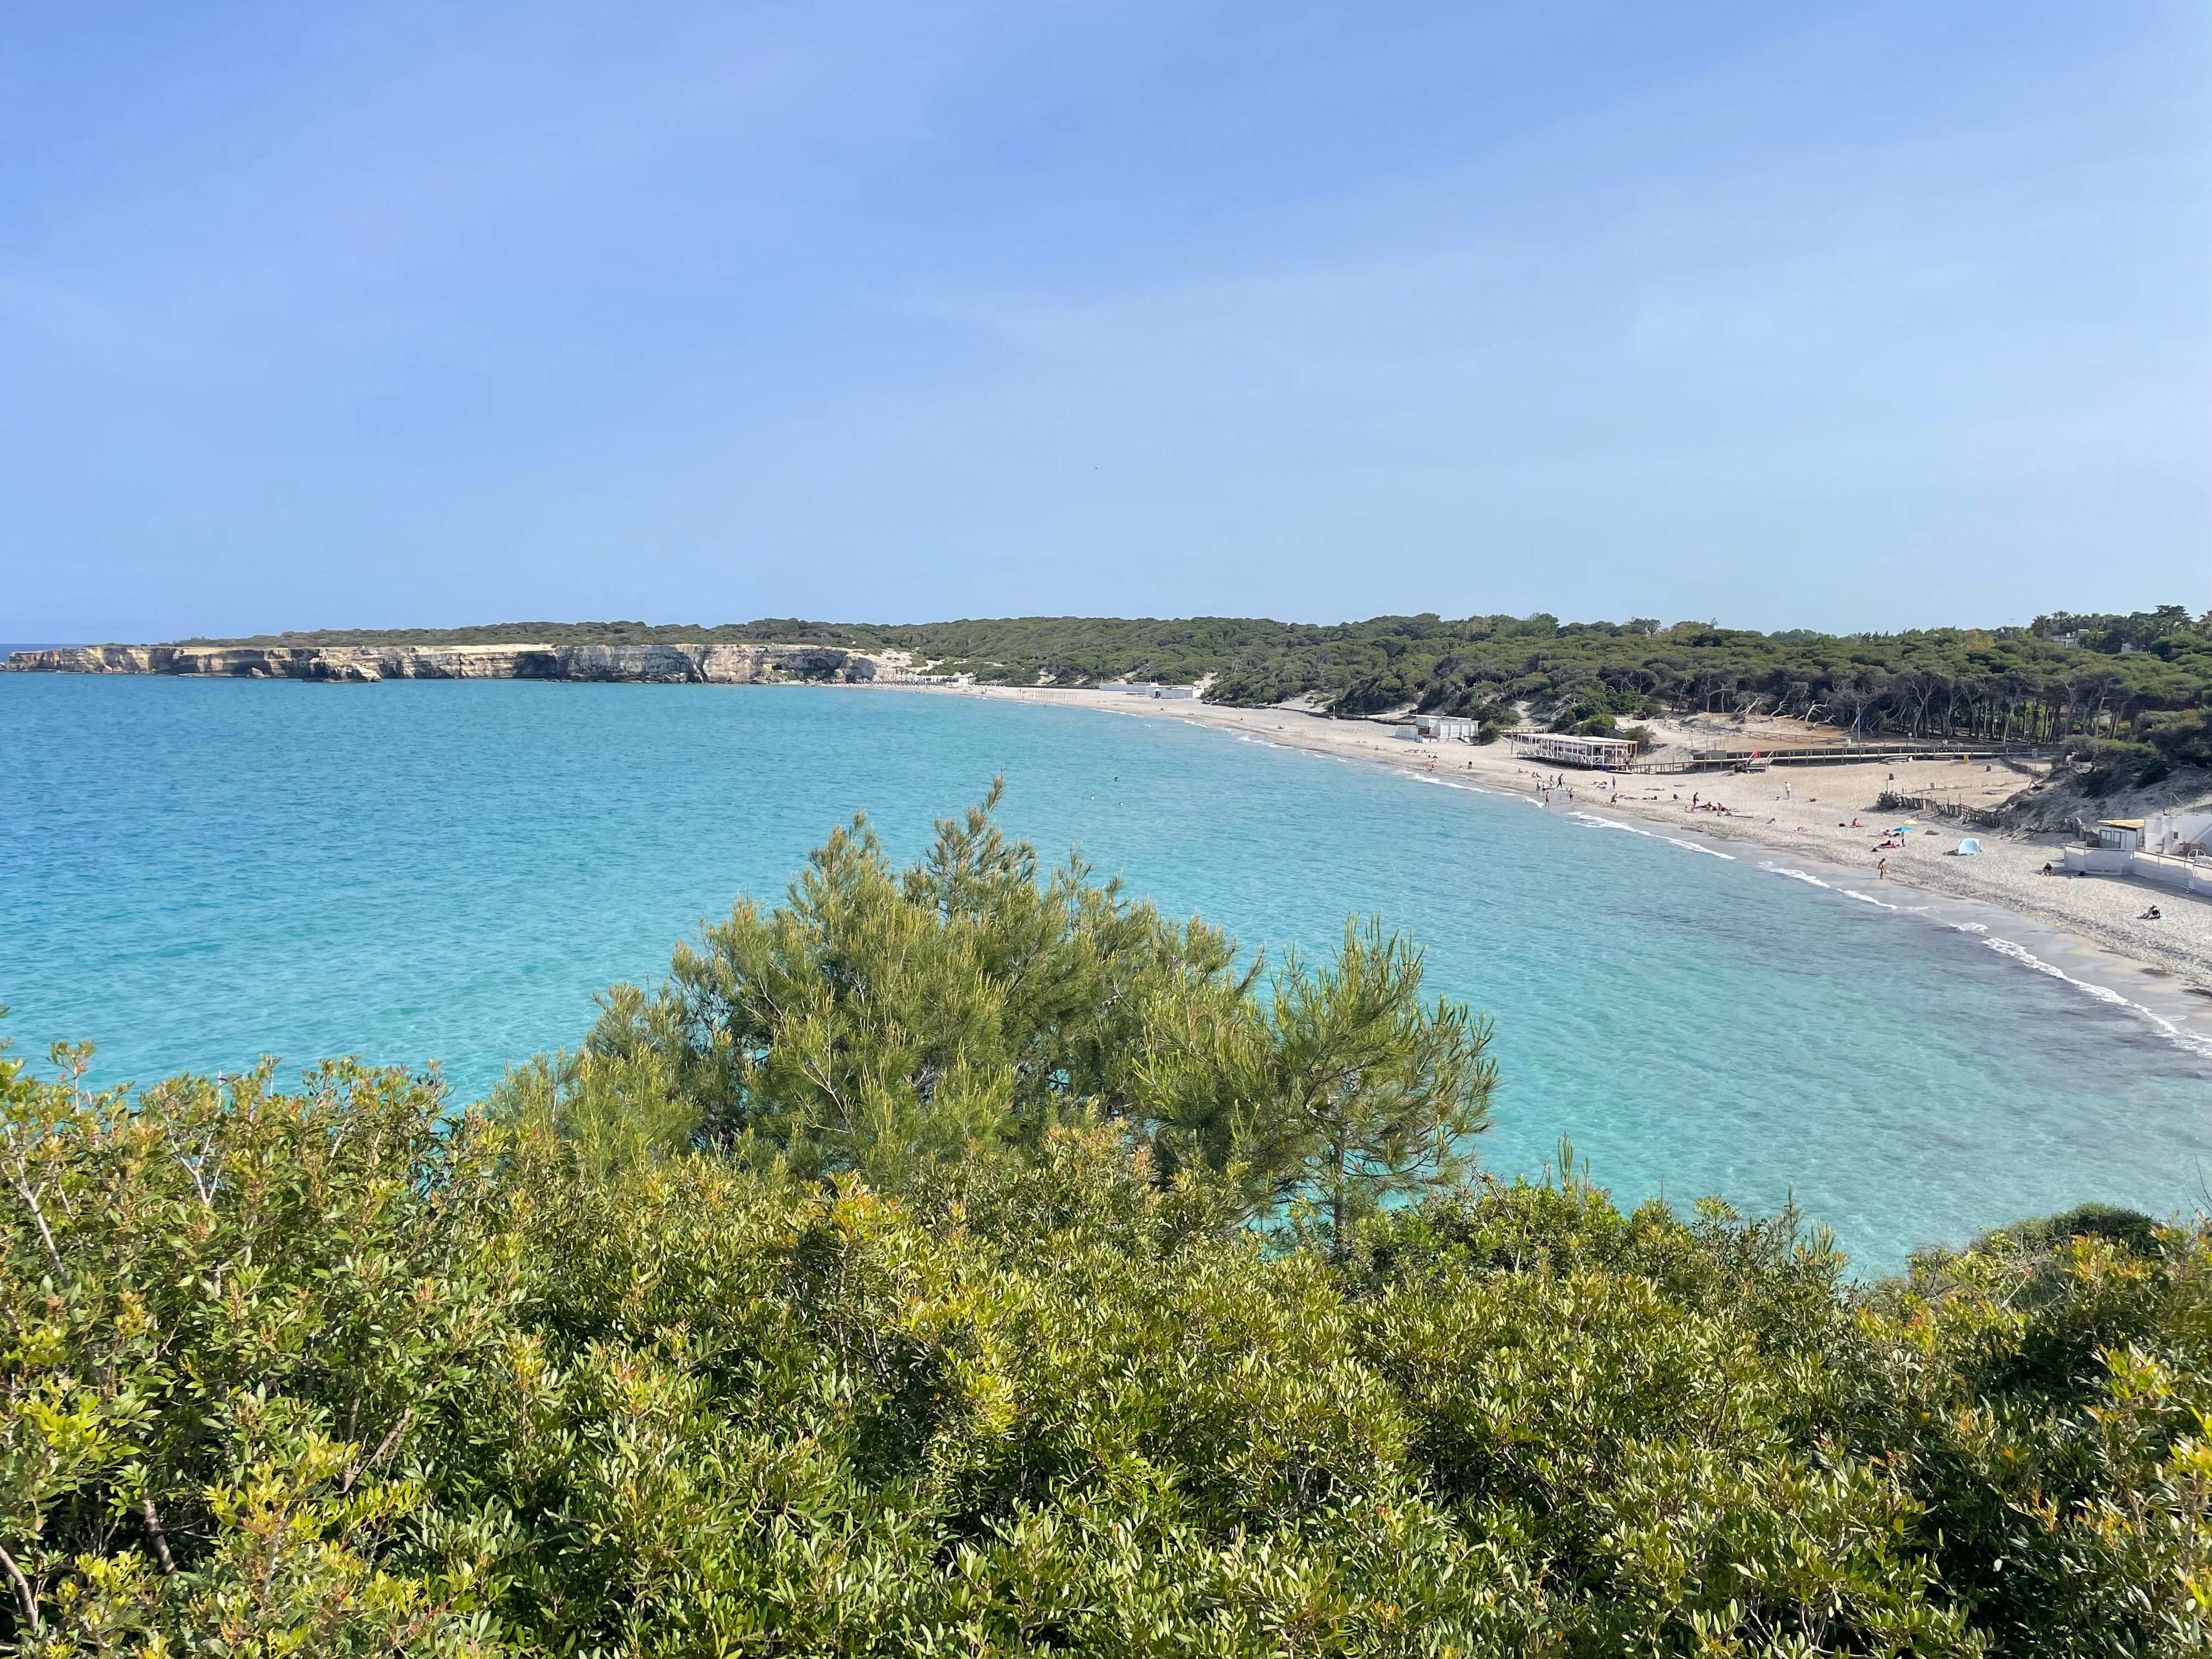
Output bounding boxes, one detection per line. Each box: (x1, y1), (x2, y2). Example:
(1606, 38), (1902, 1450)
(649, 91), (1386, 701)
(188, 606), (2212, 769)
(3, 796), (2205, 1655)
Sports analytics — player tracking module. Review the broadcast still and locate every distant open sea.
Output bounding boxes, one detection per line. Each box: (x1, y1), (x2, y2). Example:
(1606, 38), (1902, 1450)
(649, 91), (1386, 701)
(4, 674), (2207, 1272)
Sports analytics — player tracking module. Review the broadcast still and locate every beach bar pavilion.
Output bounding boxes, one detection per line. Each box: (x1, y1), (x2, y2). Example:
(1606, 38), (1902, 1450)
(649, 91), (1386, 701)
(1508, 732), (1640, 770)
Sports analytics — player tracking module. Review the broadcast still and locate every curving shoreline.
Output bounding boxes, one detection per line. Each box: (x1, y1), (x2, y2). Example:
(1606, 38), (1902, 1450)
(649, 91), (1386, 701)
(13, 652), (2208, 1041)
(879, 680), (2212, 1047)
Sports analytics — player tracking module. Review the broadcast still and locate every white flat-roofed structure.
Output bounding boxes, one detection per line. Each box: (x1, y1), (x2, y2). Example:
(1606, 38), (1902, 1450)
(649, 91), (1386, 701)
(2097, 819), (2145, 853)
(1101, 681), (1200, 699)
(1414, 714), (1477, 740)
(1509, 732), (1639, 769)
(2145, 810), (2212, 858)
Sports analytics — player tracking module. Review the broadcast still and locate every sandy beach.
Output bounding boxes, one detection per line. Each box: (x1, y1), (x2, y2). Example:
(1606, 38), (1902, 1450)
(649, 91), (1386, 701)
(879, 682), (2212, 1039)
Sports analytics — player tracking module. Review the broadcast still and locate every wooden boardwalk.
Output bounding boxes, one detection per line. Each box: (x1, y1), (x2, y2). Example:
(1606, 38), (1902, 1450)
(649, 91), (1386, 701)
(1626, 743), (2052, 775)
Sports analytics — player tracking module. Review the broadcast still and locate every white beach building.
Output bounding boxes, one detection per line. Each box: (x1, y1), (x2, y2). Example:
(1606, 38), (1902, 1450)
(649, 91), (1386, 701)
(1508, 732), (1640, 770)
(1414, 714), (1477, 741)
(1100, 681), (1199, 699)
(2145, 809), (2212, 859)
(2063, 810), (2212, 893)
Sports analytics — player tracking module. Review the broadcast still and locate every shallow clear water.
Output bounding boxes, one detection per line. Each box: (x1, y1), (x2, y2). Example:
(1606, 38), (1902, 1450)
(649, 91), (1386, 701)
(3, 675), (2206, 1272)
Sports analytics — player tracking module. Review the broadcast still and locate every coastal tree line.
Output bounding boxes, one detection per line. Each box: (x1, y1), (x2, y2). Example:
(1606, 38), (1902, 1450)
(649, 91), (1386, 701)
(2, 798), (2205, 1655)
(185, 606), (2212, 772)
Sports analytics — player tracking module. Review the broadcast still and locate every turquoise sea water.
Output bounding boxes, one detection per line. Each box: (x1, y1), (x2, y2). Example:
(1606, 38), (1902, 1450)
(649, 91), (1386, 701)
(4, 674), (2207, 1272)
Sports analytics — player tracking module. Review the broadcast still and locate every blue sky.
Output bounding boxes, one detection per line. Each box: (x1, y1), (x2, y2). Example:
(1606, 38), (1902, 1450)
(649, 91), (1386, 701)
(4, 2), (2207, 639)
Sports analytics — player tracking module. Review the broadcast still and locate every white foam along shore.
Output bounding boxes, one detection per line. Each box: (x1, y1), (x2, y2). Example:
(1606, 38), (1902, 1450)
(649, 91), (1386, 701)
(874, 681), (2212, 1055)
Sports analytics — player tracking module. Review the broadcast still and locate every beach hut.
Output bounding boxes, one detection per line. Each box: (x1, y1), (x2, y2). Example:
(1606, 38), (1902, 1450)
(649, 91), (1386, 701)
(1507, 732), (1640, 770)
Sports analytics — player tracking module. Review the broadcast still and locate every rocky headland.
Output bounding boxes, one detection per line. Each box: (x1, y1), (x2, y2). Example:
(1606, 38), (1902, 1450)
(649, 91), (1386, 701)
(3, 642), (882, 684)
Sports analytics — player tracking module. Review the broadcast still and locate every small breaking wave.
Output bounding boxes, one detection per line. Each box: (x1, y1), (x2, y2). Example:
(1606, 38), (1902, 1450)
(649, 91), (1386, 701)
(1669, 838), (1737, 860)
(1564, 811), (1736, 859)
(1833, 888), (1934, 913)
(1759, 862), (1833, 890)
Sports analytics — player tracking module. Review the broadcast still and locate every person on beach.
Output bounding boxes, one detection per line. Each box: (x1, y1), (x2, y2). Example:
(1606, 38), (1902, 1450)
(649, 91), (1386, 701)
(2140, 905), (2163, 921)
(1878, 858), (1888, 879)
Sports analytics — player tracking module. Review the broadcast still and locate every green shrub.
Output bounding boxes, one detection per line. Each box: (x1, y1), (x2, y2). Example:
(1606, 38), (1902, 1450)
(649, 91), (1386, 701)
(2143, 708), (2212, 769)
(1972, 1202), (2163, 1259)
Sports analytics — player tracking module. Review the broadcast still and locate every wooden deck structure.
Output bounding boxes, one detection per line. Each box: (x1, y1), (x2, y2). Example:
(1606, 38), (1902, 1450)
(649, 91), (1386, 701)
(1509, 732), (1640, 770)
(1668, 743), (2051, 772)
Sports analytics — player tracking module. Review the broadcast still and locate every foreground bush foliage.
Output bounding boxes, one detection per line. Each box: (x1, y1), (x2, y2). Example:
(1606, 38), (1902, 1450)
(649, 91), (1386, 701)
(2, 805), (2206, 1655)
(548, 787), (1495, 1256)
